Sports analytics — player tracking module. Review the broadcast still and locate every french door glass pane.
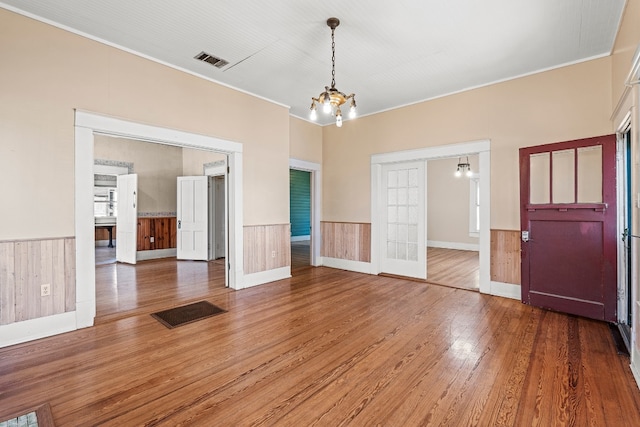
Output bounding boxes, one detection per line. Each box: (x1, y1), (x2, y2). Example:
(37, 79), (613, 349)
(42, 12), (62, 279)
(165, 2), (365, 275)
(387, 167), (419, 261)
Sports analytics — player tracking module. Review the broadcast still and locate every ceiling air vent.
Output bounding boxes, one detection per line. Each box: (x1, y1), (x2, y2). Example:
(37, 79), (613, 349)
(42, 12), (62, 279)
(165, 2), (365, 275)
(194, 51), (229, 68)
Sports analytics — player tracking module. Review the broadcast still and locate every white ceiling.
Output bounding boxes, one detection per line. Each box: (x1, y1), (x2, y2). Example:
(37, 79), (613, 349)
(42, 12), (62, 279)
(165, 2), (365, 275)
(0, 0), (627, 125)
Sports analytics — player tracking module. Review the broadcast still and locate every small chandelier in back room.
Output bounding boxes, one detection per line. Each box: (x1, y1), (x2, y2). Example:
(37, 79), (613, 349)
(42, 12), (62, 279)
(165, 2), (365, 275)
(309, 17), (356, 127)
(455, 157), (472, 177)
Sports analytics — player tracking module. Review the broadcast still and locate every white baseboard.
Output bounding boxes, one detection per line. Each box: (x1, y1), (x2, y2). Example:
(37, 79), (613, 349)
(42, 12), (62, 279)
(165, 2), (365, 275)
(243, 266), (291, 288)
(95, 239), (115, 247)
(291, 235), (310, 242)
(320, 257), (373, 274)
(0, 312), (77, 348)
(488, 281), (521, 300)
(632, 347), (640, 391)
(427, 240), (479, 251)
(137, 248), (177, 261)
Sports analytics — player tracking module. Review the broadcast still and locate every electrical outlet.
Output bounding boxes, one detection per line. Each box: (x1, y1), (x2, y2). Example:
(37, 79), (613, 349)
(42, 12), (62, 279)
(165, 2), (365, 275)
(271, 251), (276, 258)
(41, 284), (51, 297)
(150, 236), (155, 243)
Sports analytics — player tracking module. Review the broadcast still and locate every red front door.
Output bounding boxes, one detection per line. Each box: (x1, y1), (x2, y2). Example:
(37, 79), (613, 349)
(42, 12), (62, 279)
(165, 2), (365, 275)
(519, 135), (617, 321)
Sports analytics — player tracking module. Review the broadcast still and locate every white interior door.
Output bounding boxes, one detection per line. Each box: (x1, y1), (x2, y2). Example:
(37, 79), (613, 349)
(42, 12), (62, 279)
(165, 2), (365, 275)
(177, 176), (209, 260)
(116, 174), (138, 264)
(380, 161), (426, 279)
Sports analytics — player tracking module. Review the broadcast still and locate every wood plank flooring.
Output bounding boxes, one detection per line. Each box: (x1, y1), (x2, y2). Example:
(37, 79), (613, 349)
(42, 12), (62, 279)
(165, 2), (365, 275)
(427, 247), (479, 291)
(94, 247), (226, 323)
(1, 261), (640, 425)
(291, 240), (310, 273)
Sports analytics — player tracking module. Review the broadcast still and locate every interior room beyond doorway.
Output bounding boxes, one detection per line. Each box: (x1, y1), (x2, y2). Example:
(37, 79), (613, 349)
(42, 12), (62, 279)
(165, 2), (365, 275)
(93, 134), (229, 321)
(426, 156), (480, 291)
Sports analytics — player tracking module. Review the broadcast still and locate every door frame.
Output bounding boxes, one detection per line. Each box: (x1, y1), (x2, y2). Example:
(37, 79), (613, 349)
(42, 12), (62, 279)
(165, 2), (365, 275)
(74, 110), (244, 329)
(371, 139), (493, 295)
(289, 158), (321, 267)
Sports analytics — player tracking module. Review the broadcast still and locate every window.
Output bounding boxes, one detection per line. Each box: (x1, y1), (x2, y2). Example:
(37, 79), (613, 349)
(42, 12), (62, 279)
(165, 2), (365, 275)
(94, 187), (117, 217)
(469, 175), (479, 237)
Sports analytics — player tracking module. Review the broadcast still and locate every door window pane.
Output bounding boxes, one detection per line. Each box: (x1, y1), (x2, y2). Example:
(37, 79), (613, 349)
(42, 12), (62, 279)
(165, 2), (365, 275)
(577, 146), (602, 203)
(530, 153), (550, 204)
(552, 149), (575, 203)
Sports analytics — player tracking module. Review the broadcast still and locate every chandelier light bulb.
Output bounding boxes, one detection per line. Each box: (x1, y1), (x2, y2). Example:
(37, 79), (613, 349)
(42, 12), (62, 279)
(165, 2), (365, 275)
(336, 109), (343, 127)
(466, 168), (473, 177)
(323, 99), (332, 114)
(455, 168), (462, 178)
(310, 108), (317, 121)
(349, 105), (356, 119)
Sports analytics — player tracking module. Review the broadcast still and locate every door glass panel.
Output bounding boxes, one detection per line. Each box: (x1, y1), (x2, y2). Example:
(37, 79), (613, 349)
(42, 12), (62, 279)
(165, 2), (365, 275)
(386, 166), (419, 261)
(408, 243), (418, 261)
(552, 149), (575, 203)
(577, 146), (602, 203)
(530, 153), (550, 204)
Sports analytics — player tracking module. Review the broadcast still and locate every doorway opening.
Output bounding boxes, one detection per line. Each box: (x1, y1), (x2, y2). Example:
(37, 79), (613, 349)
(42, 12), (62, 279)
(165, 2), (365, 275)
(425, 156), (480, 291)
(289, 159), (322, 272)
(91, 135), (232, 320)
(75, 111), (244, 330)
(371, 140), (492, 295)
(289, 169), (311, 272)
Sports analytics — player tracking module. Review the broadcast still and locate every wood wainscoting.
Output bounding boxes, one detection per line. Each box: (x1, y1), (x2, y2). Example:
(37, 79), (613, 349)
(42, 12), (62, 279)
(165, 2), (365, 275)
(321, 221), (371, 263)
(491, 229), (521, 285)
(0, 237), (75, 325)
(95, 226), (115, 242)
(137, 217), (176, 251)
(244, 224), (291, 274)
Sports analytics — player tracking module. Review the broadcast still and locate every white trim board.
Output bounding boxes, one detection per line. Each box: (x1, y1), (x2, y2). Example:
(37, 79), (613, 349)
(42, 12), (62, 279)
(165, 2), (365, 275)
(289, 158), (322, 267)
(489, 281), (520, 300)
(243, 266), (291, 289)
(320, 257), (373, 275)
(137, 248), (177, 261)
(427, 241), (479, 252)
(0, 312), (77, 348)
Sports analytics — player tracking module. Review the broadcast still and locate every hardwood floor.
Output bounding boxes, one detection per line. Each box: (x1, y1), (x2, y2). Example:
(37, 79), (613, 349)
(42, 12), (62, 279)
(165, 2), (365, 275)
(291, 240), (310, 273)
(2, 261), (639, 426)
(95, 247), (226, 323)
(427, 247), (479, 291)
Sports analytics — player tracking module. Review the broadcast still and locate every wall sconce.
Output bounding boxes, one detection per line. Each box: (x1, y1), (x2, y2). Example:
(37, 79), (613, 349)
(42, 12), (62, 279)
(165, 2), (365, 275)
(455, 157), (472, 177)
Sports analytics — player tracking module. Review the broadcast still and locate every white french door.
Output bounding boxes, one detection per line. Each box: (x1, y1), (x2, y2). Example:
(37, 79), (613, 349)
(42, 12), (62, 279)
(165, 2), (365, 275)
(177, 176), (209, 260)
(116, 173), (138, 264)
(380, 161), (426, 279)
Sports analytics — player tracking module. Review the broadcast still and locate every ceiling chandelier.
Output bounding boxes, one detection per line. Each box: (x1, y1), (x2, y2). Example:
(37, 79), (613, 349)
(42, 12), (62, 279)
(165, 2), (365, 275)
(455, 157), (472, 177)
(309, 17), (356, 127)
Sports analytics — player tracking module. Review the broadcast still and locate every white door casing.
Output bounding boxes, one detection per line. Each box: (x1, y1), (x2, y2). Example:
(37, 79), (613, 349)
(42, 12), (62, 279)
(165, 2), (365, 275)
(177, 176), (209, 261)
(116, 173), (138, 264)
(380, 161), (426, 279)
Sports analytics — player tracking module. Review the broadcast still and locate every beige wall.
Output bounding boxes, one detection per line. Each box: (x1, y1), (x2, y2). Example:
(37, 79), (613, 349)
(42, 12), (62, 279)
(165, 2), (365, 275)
(427, 156), (479, 245)
(0, 8), (290, 241)
(182, 149), (226, 176)
(323, 57), (613, 230)
(95, 136), (182, 214)
(290, 116), (323, 164)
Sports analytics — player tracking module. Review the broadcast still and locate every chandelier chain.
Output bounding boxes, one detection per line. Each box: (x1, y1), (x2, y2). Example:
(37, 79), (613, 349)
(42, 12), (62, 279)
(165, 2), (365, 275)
(331, 27), (336, 89)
